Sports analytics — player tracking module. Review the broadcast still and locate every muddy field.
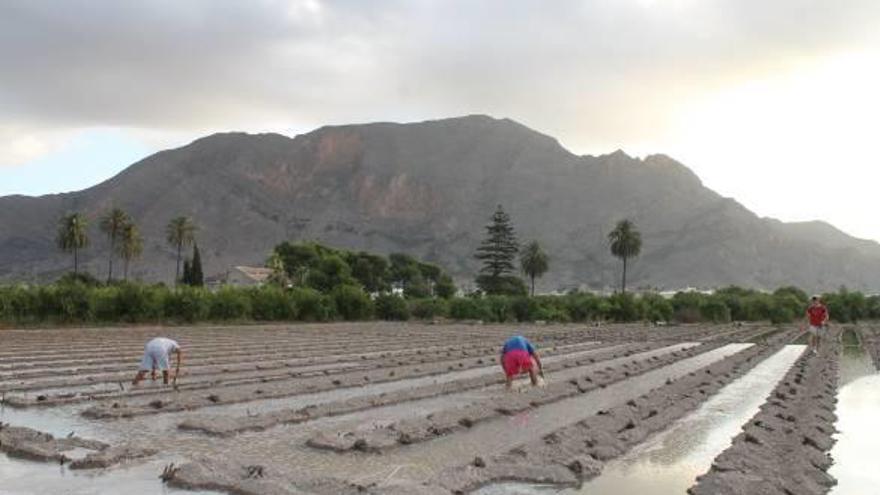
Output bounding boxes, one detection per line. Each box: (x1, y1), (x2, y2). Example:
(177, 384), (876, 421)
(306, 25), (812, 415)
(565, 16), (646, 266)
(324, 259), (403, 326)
(0, 322), (877, 495)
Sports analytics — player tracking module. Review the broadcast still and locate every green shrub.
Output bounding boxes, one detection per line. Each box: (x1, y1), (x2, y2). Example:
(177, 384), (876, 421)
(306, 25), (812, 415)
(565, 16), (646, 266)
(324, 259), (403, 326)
(162, 287), (209, 323)
(606, 293), (641, 322)
(0, 286), (38, 323)
(116, 283), (163, 322)
(48, 283), (91, 322)
(290, 287), (333, 321)
(641, 293), (673, 322)
(512, 297), (539, 322)
(89, 284), (162, 323)
(564, 292), (603, 322)
(700, 299), (731, 323)
(768, 303), (795, 324)
(449, 297), (491, 320)
(208, 288), (252, 320)
(434, 275), (457, 299)
(89, 287), (118, 321)
(409, 298), (448, 319)
(249, 286), (296, 321)
(57, 272), (102, 287)
(374, 294), (410, 321)
(331, 285), (374, 321)
(484, 296), (514, 322)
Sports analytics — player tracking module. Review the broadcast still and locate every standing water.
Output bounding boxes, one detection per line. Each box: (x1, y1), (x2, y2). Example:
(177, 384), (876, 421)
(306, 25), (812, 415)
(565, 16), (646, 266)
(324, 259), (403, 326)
(828, 329), (880, 494)
(476, 345), (806, 495)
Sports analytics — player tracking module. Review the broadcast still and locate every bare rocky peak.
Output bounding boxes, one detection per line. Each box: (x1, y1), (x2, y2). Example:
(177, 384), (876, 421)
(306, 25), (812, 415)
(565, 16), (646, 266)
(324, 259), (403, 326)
(1, 115), (879, 292)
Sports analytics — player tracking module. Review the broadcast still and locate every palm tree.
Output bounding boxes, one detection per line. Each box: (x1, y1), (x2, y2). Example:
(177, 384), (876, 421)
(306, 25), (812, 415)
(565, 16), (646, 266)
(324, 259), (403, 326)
(608, 219), (642, 293)
(520, 240), (549, 297)
(166, 216), (197, 283)
(118, 222), (143, 281)
(99, 208), (131, 282)
(57, 213), (89, 275)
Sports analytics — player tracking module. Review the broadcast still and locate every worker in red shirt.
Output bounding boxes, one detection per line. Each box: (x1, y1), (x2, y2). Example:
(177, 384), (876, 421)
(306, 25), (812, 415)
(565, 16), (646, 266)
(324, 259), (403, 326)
(805, 295), (829, 354)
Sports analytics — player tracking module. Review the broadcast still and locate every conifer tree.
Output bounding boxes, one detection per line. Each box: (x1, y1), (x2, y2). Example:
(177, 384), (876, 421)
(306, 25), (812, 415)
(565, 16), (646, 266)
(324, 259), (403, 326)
(190, 243), (204, 286)
(475, 204), (524, 295)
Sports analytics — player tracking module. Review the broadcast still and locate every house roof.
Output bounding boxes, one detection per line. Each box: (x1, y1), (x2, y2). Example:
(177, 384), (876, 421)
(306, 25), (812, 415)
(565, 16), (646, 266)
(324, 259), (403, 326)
(234, 265), (273, 283)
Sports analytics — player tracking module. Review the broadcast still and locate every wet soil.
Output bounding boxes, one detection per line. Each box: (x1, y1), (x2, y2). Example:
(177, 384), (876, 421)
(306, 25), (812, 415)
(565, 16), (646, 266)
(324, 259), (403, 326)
(0, 321), (809, 495)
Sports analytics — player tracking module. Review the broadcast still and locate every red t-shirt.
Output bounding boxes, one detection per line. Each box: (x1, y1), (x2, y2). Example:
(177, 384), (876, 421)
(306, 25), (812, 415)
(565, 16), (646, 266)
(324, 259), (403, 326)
(807, 305), (828, 326)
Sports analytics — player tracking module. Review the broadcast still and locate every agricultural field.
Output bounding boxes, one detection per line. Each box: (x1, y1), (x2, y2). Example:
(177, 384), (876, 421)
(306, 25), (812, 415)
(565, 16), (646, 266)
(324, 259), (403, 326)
(0, 322), (877, 495)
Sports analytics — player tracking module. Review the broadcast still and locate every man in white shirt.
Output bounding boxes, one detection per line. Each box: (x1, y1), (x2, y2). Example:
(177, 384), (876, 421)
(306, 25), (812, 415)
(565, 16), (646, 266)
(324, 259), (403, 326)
(132, 337), (183, 386)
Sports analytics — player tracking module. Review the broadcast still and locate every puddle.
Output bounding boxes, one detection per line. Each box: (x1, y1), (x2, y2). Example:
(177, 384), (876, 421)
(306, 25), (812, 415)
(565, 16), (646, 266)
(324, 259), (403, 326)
(563, 345), (804, 494)
(829, 332), (880, 494)
(474, 345), (803, 495)
(0, 454), (222, 495)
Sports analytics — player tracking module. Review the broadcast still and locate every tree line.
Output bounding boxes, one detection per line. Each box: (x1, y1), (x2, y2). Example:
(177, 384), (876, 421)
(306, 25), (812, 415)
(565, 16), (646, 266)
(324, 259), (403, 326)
(4, 204), (869, 327)
(1, 279), (876, 326)
(473, 204), (641, 296)
(56, 209), (201, 285)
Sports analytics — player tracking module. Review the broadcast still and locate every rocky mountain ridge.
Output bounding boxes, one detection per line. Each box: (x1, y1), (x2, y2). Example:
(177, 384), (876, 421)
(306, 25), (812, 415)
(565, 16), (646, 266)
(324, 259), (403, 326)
(2, 115), (878, 292)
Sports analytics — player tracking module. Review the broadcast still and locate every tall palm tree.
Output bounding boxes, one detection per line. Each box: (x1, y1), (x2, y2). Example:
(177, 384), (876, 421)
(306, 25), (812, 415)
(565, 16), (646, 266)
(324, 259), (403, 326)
(608, 219), (642, 294)
(166, 216), (197, 283)
(118, 222), (143, 281)
(56, 213), (89, 275)
(99, 208), (131, 282)
(520, 240), (549, 297)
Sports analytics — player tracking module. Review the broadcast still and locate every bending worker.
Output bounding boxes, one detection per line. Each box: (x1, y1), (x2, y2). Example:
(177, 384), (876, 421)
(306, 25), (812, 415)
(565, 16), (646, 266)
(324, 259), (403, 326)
(500, 334), (544, 389)
(132, 337), (183, 386)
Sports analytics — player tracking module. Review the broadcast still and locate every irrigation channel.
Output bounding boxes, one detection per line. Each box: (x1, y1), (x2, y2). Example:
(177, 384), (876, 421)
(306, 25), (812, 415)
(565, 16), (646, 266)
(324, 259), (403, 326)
(0, 322), (874, 494)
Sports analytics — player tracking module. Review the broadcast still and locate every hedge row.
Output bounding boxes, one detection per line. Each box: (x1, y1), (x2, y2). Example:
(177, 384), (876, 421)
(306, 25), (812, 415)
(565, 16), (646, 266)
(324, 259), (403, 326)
(1, 282), (876, 326)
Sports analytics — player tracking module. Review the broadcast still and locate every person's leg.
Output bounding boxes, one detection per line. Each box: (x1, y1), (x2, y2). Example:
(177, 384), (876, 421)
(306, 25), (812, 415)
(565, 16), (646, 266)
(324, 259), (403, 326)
(528, 367), (539, 386)
(135, 350), (153, 385)
(502, 351), (516, 389)
(132, 370), (148, 385)
(156, 352), (170, 384)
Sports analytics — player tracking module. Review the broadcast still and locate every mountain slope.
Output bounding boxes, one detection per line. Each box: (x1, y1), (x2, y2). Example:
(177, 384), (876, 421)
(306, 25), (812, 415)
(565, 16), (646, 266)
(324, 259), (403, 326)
(2, 115), (879, 292)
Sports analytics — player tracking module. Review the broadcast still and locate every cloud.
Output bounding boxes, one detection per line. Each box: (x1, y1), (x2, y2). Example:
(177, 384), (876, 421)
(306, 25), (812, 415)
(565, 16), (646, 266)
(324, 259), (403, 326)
(0, 0), (878, 158)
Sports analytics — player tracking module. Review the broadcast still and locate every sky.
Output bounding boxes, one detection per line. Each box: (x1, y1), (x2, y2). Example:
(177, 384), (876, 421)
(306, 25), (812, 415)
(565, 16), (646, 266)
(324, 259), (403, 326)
(1, 0), (879, 240)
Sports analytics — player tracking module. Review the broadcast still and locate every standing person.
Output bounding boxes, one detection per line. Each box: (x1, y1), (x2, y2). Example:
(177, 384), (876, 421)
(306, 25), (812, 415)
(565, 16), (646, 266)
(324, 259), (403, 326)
(805, 296), (829, 354)
(132, 337), (183, 386)
(500, 335), (544, 389)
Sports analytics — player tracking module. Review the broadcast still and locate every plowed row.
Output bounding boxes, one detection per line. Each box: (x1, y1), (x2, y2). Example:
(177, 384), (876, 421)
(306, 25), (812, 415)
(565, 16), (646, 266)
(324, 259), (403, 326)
(0, 321), (834, 495)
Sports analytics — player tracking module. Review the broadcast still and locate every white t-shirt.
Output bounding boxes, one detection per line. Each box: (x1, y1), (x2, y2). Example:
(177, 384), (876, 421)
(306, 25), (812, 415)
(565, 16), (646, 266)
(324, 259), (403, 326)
(146, 337), (180, 356)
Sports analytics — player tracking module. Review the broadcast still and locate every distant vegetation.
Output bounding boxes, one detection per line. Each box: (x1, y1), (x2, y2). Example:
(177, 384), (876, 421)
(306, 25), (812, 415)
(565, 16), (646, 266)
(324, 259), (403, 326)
(0, 209), (874, 327)
(0, 269), (876, 326)
(474, 204), (527, 296)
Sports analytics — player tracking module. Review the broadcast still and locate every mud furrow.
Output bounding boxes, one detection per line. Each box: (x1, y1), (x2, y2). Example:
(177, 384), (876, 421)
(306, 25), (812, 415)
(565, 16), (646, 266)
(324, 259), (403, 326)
(427, 328), (800, 494)
(79, 342), (632, 418)
(177, 343), (671, 436)
(689, 329), (840, 495)
(304, 343), (715, 453)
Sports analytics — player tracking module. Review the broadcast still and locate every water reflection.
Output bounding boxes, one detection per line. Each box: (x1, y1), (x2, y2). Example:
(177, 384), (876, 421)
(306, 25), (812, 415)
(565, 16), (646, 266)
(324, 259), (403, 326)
(475, 345), (804, 495)
(829, 333), (880, 494)
(0, 455), (222, 495)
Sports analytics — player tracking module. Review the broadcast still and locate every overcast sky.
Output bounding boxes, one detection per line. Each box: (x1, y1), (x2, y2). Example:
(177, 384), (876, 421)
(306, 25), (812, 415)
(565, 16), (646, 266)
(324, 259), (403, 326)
(2, 0), (879, 240)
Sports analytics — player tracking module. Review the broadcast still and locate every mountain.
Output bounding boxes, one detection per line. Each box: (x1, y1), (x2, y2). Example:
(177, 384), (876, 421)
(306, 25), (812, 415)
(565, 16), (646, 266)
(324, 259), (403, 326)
(2, 115), (879, 292)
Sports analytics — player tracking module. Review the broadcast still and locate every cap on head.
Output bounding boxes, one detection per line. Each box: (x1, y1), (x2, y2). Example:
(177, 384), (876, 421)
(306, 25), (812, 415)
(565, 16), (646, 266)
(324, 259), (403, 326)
(811, 295), (821, 302)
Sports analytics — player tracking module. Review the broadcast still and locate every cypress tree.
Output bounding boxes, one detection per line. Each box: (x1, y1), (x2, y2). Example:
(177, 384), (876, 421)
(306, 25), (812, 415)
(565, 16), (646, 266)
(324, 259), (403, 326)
(191, 243), (204, 286)
(475, 204), (524, 295)
(182, 259), (192, 286)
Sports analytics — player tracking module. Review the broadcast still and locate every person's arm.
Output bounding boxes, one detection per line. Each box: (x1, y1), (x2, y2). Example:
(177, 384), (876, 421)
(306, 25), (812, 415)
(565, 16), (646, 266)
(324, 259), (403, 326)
(533, 352), (544, 377)
(173, 349), (183, 384)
